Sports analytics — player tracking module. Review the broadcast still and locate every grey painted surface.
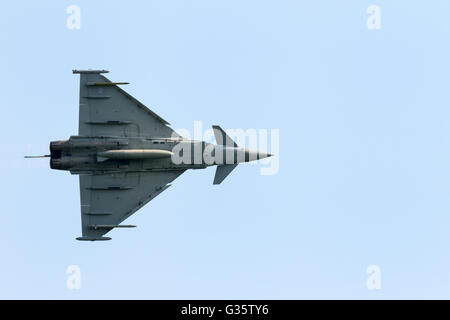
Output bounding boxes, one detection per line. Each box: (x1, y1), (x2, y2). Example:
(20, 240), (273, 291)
(48, 70), (271, 241)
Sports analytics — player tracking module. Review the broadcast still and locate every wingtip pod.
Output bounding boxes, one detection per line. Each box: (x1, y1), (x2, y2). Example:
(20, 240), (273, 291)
(76, 236), (112, 241)
(72, 69), (109, 74)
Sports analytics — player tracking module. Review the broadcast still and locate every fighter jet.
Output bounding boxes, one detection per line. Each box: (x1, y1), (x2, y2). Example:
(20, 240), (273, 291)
(26, 70), (272, 241)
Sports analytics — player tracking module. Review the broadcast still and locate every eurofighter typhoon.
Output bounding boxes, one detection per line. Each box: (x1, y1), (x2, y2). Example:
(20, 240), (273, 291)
(27, 70), (272, 241)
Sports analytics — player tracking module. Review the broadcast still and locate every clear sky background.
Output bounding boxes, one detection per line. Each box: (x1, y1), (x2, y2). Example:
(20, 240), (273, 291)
(1, 1), (450, 299)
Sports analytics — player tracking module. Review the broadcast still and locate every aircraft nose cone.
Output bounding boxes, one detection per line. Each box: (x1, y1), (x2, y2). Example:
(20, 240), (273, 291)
(257, 152), (272, 160)
(240, 149), (273, 162)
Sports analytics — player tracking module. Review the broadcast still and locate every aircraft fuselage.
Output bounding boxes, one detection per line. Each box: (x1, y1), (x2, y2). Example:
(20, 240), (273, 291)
(50, 136), (271, 174)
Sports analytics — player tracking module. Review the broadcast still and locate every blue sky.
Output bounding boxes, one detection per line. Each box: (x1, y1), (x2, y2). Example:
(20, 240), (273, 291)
(1, 1), (450, 299)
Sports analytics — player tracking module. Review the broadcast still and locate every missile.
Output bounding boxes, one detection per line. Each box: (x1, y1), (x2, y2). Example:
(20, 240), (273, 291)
(97, 149), (173, 162)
